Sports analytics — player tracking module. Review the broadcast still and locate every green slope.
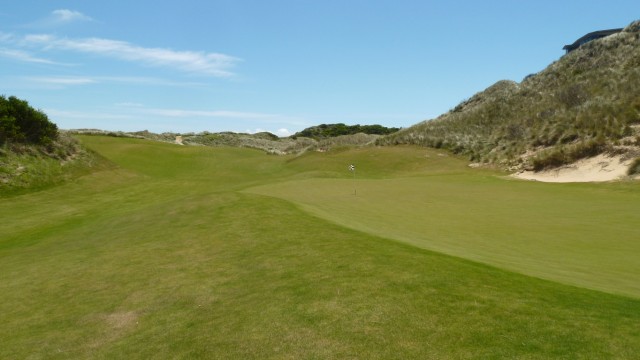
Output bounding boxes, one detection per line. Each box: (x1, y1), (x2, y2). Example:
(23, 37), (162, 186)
(1, 136), (639, 358)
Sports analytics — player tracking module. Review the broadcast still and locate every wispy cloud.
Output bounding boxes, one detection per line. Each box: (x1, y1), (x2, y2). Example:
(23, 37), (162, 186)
(25, 76), (96, 85)
(41, 103), (308, 134)
(0, 32), (66, 65)
(43, 106), (302, 134)
(142, 108), (278, 119)
(126, 105), (307, 126)
(50, 9), (93, 24)
(136, 107), (309, 129)
(24, 9), (94, 28)
(115, 102), (144, 108)
(0, 33), (13, 42)
(45, 108), (134, 121)
(98, 76), (204, 87)
(22, 34), (240, 77)
(21, 75), (204, 88)
(0, 47), (59, 64)
(247, 128), (292, 137)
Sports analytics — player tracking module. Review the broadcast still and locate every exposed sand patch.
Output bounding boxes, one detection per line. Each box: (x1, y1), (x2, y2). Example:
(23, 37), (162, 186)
(86, 311), (139, 349)
(104, 311), (138, 330)
(512, 154), (634, 183)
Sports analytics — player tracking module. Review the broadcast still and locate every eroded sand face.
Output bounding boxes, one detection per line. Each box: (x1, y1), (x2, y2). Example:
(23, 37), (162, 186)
(512, 154), (635, 183)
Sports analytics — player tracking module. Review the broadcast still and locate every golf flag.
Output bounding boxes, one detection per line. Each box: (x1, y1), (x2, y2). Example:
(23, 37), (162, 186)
(348, 164), (356, 195)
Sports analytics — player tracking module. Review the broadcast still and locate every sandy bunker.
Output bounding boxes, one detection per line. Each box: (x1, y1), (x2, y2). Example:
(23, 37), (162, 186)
(512, 154), (636, 183)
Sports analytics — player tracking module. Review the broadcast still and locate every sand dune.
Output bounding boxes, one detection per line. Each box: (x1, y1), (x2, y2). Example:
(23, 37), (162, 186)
(513, 154), (635, 183)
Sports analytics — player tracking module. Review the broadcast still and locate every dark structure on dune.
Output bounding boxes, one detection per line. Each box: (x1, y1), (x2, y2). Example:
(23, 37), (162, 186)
(563, 28), (623, 53)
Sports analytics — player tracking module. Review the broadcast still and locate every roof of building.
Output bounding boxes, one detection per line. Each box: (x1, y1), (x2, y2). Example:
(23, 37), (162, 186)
(563, 28), (623, 52)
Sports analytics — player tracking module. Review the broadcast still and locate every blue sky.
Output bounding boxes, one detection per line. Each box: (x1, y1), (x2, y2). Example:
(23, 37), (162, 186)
(1, 1), (638, 136)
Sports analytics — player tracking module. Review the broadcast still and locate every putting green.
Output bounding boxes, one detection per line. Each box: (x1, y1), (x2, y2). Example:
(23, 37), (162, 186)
(247, 166), (640, 298)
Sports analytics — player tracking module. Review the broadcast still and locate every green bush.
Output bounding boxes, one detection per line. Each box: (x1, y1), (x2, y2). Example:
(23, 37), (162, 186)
(292, 123), (400, 139)
(0, 95), (58, 146)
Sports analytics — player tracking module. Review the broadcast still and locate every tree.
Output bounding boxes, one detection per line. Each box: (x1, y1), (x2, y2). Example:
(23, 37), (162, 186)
(0, 96), (58, 146)
(291, 123), (400, 139)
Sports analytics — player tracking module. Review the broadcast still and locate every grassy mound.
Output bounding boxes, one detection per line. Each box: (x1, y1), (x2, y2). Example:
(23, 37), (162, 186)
(1, 136), (639, 358)
(71, 127), (388, 155)
(0, 96), (105, 195)
(0, 132), (106, 196)
(380, 20), (640, 170)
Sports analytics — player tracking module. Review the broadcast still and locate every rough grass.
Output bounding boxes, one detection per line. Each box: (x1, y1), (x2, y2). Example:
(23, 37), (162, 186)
(0, 133), (106, 196)
(379, 20), (640, 170)
(628, 157), (640, 175)
(1, 136), (639, 358)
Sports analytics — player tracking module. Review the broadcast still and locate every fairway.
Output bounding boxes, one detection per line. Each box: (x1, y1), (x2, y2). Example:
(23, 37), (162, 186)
(2, 136), (640, 358)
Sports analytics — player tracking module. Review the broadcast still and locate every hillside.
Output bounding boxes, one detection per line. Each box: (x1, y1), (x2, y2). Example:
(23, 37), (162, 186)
(0, 96), (103, 195)
(379, 20), (640, 172)
(0, 132), (106, 195)
(70, 128), (385, 155)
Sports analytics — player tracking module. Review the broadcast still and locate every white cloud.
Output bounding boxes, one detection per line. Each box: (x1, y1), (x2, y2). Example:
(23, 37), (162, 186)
(143, 108), (278, 119)
(44, 108), (134, 121)
(247, 128), (291, 137)
(23, 34), (53, 44)
(0, 47), (58, 64)
(133, 107), (304, 132)
(1, 30), (239, 77)
(0, 33), (13, 42)
(17, 75), (204, 89)
(115, 102), (144, 108)
(51, 9), (93, 24)
(26, 76), (95, 85)
(275, 128), (292, 137)
(97, 76), (204, 87)
(23, 9), (94, 29)
(41, 104), (305, 134)
(23, 34), (240, 77)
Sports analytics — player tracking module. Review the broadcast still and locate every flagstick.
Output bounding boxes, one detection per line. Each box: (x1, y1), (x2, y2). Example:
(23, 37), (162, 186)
(352, 166), (356, 196)
(348, 164), (357, 196)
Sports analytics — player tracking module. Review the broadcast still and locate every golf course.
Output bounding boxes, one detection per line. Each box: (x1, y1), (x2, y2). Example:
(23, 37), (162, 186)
(2, 135), (639, 358)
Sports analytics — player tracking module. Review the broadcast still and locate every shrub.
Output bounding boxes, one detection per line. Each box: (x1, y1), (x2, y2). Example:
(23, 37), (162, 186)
(292, 123), (400, 139)
(0, 96), (58, 146)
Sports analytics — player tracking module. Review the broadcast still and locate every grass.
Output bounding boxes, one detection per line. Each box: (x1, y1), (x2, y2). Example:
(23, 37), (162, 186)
(248, 173), (640, 298)
(0, 133), (104, 196)
(629, 157), (640, 175)
(379, 20), (640, 169)
(1, 136), (640, 358)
